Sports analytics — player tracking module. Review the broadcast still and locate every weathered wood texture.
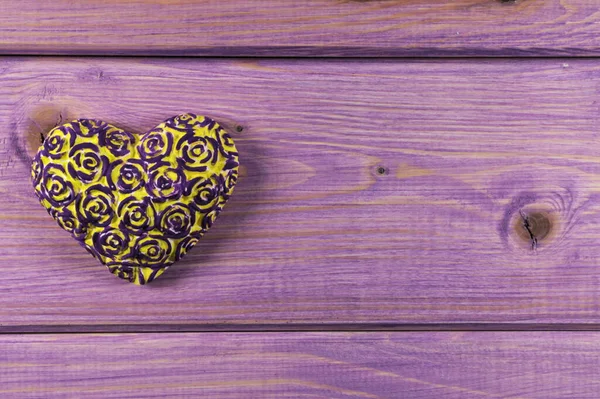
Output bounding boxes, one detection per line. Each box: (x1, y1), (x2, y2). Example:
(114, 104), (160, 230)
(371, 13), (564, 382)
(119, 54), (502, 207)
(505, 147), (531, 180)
(2, 58), (600, 330)
(2, 332), (599, 398)
(0, 1), (599, 56)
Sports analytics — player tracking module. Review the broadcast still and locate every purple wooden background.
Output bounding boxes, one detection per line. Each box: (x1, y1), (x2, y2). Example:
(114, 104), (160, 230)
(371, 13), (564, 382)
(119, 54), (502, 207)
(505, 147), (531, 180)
(2, 1), (600, 394)
(2, 332), (600, 398)
(0, 1), (599, 56)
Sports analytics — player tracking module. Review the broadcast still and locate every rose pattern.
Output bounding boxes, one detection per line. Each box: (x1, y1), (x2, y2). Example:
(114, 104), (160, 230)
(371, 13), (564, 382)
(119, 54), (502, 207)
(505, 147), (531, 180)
(93, 227), (130, 258)
(50, 208), (88, 241)
(184, 175), (223, 213)
(69, 119), (108, 138)
(31, 113), (239, 285)
(131, 235), (172, 268)
(108, 159), (145, 193)
(138, 129), (173, 163)
(41, 125), (75, 159)
(68, 143), (107, 183)
(99, 127), (135, 157)
(40, 164), (76, 207)
(174, 236), (200, 261)
(158, 203), (194, 238)
(145, 162), (186, 201)
(117, 197), (156, 235)
(176, 133), (218, 171)
(31, 153), (43, 186)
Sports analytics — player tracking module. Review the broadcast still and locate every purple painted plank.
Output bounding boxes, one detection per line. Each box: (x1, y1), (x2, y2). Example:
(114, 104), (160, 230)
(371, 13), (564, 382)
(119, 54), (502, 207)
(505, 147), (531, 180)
(1, 332), (599, 398)
(1, 58), (600, 330)
(0, 1), (599, 56)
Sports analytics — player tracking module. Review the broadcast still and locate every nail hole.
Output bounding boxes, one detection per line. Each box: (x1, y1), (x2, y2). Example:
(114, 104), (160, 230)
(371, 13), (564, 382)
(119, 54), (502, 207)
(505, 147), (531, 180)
(377, 166), (387, 175)
(235, 125), (244, 133)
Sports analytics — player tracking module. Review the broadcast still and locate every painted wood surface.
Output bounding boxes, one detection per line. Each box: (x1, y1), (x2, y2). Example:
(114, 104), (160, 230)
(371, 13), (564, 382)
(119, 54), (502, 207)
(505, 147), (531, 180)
(1, 332), (599, 398)
(0, 1), (599, 56)
(2, 57), (600, 330)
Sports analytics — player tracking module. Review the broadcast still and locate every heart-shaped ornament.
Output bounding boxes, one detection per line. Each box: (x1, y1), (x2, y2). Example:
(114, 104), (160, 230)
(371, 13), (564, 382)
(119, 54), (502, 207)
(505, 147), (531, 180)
(31, 113), (239, 285)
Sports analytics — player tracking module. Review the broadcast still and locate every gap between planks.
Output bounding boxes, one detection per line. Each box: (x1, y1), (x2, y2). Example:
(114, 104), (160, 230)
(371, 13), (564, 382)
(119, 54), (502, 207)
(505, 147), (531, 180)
(5, 323), (600, 334)
(4, 54), (600, 60)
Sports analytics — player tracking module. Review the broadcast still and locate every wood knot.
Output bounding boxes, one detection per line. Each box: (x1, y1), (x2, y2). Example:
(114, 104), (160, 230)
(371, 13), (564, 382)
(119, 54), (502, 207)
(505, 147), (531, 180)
(514, 210), (554, 250)
(500, 192), (566, 254)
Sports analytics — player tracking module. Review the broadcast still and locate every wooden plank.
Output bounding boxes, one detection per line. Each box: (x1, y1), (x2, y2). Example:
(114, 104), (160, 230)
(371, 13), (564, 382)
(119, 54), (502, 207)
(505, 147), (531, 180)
(0, 1), (599, 56)
(2, 57), (600, 330)
(1, 332), (599, 398)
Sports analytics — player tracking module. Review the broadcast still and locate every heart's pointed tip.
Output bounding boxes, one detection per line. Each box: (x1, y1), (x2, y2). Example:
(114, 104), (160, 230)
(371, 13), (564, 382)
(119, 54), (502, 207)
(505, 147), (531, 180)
(107, 264), (168, 286)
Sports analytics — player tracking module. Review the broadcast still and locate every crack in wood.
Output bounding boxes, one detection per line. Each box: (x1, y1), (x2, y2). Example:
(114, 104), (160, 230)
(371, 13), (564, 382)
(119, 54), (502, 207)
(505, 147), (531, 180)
(520, 210), (538, 251)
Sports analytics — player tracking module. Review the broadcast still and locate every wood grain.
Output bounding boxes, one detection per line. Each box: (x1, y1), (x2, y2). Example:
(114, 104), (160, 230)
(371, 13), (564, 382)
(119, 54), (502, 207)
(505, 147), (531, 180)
(0, 0), (599, 56)
(2, 332), (600, 398)
(2, 57), (600, 330)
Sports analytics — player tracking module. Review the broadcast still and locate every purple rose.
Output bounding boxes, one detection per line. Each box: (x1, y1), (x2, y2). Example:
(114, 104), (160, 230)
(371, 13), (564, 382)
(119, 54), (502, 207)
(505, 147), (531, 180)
(76, 184), (115, 227)
(138, 129), (173, 163)
(99, 127), (135, 157)
(145, 162), (185, 201)
(42, 125), (75, 159)
(117, 197), (156, 235)
(39, 164), (76, 207)
(157, 203), (194, 238)
(31, 153), (43, 186)
(131, 235), (172, 269)
(49, 208), (88, 241)
(164, 113), (199, 131)
(68, 119), (108, 137)
(68, 142), (107, 183)
(175, 236), (199, 261)
(223, 169), (238, 199)
(107, 159), (145, 193)
(183, 174), (223, 213)
(175, 132), (219, 171)
(93, 227), (130, 258)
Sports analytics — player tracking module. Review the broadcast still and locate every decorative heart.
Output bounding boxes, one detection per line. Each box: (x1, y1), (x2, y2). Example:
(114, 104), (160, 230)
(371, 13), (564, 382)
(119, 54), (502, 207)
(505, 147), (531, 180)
(31, 113), (239, 285)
